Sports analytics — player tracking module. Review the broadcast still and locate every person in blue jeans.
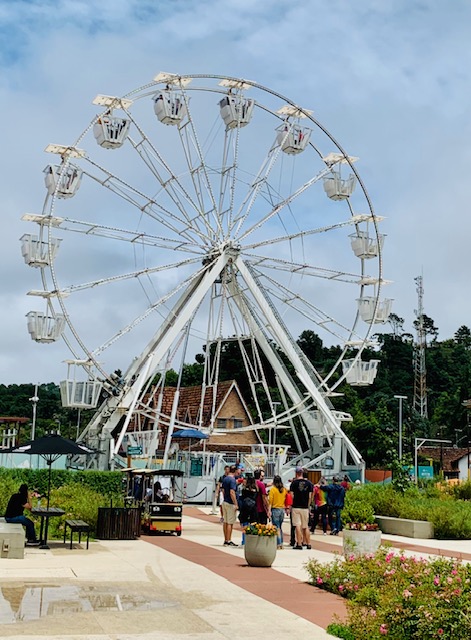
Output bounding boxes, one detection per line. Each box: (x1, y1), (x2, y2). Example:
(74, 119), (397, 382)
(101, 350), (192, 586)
(322, 476), (346, 535)
(268, 475), (288, 549)
(5, 484), (39, 545)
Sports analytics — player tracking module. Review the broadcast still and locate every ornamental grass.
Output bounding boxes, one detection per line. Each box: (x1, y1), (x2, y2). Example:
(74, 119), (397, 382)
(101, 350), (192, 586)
(244, 522), (278, 537)
(306, 547), (471, 639)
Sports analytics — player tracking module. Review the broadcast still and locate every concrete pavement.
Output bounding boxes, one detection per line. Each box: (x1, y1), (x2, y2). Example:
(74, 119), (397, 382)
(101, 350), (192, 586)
(0, 506), (470, 640)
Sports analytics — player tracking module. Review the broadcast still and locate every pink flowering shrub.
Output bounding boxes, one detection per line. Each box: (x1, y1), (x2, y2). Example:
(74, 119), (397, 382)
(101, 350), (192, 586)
(307, 547), (471, 639)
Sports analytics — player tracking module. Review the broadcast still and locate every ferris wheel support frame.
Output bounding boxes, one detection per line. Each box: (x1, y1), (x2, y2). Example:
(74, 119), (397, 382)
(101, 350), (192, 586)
(80, 244), (364, 474)
(234, 258), (364, 469)
(78, 250), (231, 463)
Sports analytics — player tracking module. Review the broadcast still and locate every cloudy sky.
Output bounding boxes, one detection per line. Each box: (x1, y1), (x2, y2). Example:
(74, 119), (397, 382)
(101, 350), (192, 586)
(1, 0), (470, 386)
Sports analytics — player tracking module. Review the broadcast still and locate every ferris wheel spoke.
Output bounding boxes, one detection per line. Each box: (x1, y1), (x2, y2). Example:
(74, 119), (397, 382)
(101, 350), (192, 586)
(58, 256), (202, 296)
(243, 214), (375, 252)
(177, 88), (224, 240)
(218, 127), (241, 237)
(120, 109), (214, 245)
(82, 160), (202, 244)
(91, 262), (209, 358)
(245, 254), (364, 284)
(51, 216), (205, 255)
(231, 126), (288, 238)
(125, 136), (214, 244)
(237, 165), (333, 243)
(251, 268), (363, 343)
(124, 108), (206, 216)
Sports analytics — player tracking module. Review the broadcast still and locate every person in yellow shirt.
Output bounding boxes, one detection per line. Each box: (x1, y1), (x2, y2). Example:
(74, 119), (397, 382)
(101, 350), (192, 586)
(269, 475), (288, 549)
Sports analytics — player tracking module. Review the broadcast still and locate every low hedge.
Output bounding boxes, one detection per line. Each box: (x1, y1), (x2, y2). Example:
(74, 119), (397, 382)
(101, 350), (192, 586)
(348, 483), (471, 539)
(0, 468), (124, 537)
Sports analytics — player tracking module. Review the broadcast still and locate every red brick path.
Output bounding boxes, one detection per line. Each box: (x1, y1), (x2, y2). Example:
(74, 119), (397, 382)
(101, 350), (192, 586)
(144, 506), (348, 630)
(144, 507), (471, 631)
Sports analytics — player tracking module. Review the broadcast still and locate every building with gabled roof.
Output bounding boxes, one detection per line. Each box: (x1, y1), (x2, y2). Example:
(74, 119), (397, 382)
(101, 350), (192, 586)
(134, 380), (260, 452)
(419, 446), (470, 480)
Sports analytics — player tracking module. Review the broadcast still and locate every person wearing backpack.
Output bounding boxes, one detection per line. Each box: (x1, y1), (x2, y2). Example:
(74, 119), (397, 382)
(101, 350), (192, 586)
(269, 475), (288, 549)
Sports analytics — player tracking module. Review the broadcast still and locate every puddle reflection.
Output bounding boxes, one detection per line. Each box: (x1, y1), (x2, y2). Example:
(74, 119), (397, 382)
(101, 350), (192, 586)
(0, 585), (176, 624)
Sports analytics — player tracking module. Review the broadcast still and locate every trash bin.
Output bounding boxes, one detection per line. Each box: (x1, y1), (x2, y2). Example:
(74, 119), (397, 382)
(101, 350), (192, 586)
(96, 507), (141, 540)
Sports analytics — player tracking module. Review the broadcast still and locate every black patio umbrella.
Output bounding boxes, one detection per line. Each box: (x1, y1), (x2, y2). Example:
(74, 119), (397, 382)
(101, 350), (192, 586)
(4, 432), (96, 509)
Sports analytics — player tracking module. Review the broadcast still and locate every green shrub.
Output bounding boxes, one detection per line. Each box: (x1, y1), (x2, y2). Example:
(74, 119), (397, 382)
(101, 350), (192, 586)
(326, 623), (356, 640)
(451, 479), (471, 501)
(0, 468), (124, 538)
(45, 484), (124, 539)
(367, 484), (404, 518)
(342, 491), (375, 525)
(345, 484), (471, 539)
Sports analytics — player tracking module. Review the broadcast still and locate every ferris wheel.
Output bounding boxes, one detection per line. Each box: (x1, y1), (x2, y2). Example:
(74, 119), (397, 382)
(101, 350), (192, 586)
(21, 73), (391, 471)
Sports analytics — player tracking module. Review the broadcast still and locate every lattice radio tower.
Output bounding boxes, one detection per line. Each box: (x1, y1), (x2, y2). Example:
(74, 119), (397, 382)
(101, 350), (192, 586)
(413, 275), (428, 418)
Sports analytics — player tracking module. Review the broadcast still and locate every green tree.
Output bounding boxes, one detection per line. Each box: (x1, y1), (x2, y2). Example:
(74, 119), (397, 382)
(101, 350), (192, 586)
(454, 325), (471, 350)
(413, 313), (439, 342)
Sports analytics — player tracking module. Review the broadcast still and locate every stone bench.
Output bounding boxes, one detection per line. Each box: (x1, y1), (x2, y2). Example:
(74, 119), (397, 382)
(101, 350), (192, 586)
(375, 515), (434, 539)
(0, 522), (25, 559)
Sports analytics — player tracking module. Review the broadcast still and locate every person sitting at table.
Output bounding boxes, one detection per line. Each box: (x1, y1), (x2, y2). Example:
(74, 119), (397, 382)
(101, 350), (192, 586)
(5, 484), (40, 545)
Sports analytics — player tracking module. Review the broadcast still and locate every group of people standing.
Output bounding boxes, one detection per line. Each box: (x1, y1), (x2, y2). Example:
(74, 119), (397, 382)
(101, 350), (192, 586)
(217, 464), (349, 549)
(309, 474), (349, 537)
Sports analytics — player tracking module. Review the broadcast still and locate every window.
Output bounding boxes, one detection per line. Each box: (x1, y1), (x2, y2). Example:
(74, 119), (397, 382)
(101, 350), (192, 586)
(233, 419), (243, 429)
(217, 418), (227, 429)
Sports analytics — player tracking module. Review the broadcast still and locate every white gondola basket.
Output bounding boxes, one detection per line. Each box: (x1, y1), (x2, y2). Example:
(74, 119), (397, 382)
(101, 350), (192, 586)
(93, 116), (130, 148)
(219, 96), (254, 129)
(44, 164), (82, 199)
(323, 172), (356, 200)
(154, 91), (187, 125)
(26, 311), (65, 343)
(276, 126), (311, 155)
(304, 410), (327, 438)
(20, 234), (62, 268)
(341, 359), (380, 386)
(350, 232), (385, 259)
(357, 297), (393, 324)
(60, 379), (103, 409)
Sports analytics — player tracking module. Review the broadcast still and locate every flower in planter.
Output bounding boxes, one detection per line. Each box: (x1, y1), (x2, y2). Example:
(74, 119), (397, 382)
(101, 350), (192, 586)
(345, 522), (380, 531)
(244, 523), (278, 537)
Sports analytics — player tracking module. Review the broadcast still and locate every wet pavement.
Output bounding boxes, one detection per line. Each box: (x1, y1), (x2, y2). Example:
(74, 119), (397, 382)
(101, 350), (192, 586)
(1, 507), (469, 639)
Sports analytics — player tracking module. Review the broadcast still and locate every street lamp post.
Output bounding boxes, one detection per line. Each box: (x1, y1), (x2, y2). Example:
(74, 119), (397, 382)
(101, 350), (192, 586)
(29, 383), (39, 441)
(394, 395), (407, 461)
(461, 400), (471, 480)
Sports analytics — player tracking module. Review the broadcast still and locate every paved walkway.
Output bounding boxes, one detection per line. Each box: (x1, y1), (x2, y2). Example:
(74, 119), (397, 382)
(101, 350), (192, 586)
(0, 507), (470, 640)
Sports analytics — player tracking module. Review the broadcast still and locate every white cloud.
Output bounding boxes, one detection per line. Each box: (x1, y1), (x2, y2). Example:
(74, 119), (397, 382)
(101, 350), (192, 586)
(1, 0), (470, 385)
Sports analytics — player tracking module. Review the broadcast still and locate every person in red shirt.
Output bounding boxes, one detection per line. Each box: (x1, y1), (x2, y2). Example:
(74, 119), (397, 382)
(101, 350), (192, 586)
(254, 469), (270, 524)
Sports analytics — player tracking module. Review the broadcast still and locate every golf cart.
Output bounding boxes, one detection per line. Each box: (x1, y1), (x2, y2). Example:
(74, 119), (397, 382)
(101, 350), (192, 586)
(141, 469), (184, 536)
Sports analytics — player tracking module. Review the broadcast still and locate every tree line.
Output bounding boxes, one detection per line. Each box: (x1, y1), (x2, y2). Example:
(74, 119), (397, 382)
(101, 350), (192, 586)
(2, 315), (471, 467)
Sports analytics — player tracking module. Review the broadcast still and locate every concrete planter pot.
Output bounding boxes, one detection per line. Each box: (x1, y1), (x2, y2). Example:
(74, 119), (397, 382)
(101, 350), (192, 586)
(343, 528), (382, 558)
(244, 535), (277, 567)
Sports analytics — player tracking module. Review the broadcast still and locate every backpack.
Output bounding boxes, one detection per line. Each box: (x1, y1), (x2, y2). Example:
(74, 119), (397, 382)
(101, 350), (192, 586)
(239, 491), (258, 523)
